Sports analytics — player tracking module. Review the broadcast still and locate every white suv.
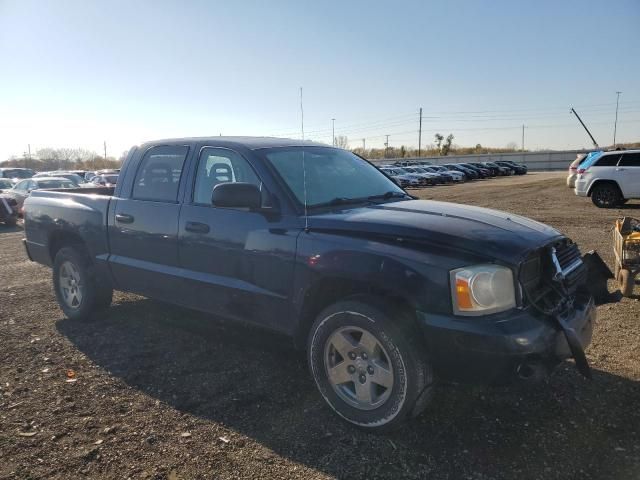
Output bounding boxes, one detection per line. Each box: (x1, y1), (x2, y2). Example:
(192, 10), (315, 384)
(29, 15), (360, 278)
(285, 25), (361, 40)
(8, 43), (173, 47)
(575, 149), (640, 208)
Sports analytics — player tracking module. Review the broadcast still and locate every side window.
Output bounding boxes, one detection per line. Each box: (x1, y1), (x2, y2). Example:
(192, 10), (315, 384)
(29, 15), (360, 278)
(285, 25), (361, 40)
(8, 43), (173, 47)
(619, 153), (640, 167)
(193, 147), (261, 205)
(132, 145), (189, 202)
(594, 154), (620, 167)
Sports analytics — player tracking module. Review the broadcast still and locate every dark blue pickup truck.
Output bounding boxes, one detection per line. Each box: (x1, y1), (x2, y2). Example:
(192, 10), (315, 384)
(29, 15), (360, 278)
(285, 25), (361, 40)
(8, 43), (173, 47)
(23, 137), (595, 431)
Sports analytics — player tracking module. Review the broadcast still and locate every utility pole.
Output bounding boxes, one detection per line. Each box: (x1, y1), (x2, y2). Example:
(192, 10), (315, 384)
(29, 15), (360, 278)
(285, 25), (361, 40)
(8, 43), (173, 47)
(384, 135), (390, 158)
(27, 144), (31, 159)
(614, 91), (622, 148)
(362, 138), (366, 151)
(521, 125), (525, 151)
(103, 141), (107, 160)
(418, 107), (423, 157)
(332, 118), (336, 146)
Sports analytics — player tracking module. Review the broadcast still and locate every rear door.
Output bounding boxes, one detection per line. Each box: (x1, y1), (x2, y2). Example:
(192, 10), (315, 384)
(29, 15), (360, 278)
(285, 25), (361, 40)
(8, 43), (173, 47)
(616, 152), (640, 197)
(108, 145), (191, 301)
(589, 153), (620, 191)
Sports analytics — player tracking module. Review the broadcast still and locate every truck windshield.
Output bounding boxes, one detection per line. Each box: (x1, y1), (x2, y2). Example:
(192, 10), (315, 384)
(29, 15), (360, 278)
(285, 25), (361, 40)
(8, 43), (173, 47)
(263, 147), (406, 208)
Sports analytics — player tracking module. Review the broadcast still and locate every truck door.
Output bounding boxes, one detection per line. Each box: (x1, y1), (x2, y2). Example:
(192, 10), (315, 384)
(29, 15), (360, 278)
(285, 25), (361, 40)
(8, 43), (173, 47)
(108, 145), (190, 302)
(616, 152), (640, 197)
(177, 146), (298, 334)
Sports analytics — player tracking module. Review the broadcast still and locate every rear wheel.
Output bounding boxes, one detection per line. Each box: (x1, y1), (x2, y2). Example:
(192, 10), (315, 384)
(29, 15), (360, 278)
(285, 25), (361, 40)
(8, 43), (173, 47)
(308, 297), (434, 432)
(591, 183), (622, 208)
(53, 246), (113, 320)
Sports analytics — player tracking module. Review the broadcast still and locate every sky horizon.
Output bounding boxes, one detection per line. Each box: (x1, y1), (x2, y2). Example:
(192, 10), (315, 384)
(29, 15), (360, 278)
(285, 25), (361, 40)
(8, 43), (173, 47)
(1, 0), (639, 161)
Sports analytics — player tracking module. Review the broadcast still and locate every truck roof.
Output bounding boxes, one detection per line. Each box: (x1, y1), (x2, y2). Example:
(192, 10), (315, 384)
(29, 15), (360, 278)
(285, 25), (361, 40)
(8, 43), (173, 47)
(139, 136), (328, 151)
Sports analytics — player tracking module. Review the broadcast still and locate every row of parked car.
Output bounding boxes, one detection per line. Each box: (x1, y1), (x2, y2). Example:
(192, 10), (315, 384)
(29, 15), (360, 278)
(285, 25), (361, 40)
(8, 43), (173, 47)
(0, 168), (120, 223)
(377, 160), (527, 188)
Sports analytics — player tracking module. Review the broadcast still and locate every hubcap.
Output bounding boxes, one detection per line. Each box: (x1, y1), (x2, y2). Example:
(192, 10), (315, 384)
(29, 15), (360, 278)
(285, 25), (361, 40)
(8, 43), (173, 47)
(59, 261), (83, 309)
(595, 188), (616, 206)
(324, 326), (394, 410)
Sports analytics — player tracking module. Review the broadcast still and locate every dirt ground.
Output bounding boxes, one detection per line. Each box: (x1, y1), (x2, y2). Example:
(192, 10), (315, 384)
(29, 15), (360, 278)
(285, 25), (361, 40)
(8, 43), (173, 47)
(1, 172), (639, 479)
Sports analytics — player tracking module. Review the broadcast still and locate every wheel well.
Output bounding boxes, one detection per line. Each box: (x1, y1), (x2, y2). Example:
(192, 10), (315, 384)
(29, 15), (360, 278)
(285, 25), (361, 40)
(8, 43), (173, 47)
(293, 277), (418, 350)
(587, 180), (620, 197)
(49, 231), (86, 263)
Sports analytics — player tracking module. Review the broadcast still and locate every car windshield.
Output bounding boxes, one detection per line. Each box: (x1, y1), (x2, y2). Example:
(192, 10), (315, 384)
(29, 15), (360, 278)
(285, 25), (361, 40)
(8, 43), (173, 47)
(263, 147), (406, 208)
(0, 179), (13, 189)
(4, 169), (34, 179)
(37, 179), (75, 189)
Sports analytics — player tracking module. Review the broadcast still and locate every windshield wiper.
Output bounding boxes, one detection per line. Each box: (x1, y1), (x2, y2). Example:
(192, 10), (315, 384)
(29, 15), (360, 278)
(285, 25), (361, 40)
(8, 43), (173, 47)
(367, 191), (411, 202)
(308, 197), (370, 209)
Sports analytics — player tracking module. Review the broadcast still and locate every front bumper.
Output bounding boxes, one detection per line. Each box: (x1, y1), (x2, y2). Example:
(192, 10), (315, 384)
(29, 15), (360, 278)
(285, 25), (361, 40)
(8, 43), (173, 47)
(416, 293), (595, 385)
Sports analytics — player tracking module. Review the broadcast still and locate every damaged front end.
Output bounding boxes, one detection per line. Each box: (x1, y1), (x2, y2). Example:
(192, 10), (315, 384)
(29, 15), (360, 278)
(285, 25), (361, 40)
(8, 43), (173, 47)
(519, 239), (601, 378)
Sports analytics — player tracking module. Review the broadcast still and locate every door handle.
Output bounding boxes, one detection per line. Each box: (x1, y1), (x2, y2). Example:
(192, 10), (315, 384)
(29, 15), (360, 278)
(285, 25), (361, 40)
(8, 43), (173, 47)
(616, 167), (625, 171)
(185, 221), (210, 234)
(115, 213), (134, 224)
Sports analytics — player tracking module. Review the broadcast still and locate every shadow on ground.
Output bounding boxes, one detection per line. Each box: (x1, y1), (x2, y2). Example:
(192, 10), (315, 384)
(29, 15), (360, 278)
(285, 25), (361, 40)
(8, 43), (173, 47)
(57, 298), (640, 479)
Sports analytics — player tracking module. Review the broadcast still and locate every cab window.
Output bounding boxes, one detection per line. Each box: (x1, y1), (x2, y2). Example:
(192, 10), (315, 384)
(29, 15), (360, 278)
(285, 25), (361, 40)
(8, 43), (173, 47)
(192, 147), (261, 205)
(132, 145), (189, 202)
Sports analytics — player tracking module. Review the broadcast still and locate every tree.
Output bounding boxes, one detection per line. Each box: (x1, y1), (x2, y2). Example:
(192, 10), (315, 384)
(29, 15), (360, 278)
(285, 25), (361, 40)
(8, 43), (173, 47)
(442, 134), (454, 156)
(334, 135), (349, 149)
(434, 133), (444, 152)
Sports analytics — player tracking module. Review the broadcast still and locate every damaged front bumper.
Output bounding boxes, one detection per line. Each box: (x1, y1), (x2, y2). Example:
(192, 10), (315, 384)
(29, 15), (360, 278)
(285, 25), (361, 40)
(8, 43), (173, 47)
(416, 291), (596, 385)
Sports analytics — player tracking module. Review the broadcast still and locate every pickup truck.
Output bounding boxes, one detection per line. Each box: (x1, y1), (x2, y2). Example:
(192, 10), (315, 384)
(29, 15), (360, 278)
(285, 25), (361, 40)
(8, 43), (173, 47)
(23, 137), (596, 431)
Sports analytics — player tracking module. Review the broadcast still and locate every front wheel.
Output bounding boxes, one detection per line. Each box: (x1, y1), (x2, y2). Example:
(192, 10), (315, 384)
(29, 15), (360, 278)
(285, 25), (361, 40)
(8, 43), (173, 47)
(308, 298), (434, 432)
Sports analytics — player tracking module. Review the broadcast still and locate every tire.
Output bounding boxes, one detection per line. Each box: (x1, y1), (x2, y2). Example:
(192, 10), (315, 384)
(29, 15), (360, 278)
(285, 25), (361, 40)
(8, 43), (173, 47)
(308, 297), (434, 432)
(618, 268), (634, 297)
(53, 246), (113, 321)
(591, 183), (622, 208)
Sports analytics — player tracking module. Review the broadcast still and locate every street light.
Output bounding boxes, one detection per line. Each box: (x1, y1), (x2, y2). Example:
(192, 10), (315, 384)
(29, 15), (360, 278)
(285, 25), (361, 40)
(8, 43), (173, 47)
(332, 118), (336, 146)
(614, 91), (622, 148)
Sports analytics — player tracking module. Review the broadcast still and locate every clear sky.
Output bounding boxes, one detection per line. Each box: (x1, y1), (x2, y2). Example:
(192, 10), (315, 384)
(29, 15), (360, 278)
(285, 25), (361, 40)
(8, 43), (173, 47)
(1, 0), (639, 160)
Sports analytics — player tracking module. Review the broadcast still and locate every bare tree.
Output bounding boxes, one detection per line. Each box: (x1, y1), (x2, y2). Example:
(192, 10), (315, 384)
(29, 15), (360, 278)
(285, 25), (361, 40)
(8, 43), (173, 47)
(334, 135), (349, 149)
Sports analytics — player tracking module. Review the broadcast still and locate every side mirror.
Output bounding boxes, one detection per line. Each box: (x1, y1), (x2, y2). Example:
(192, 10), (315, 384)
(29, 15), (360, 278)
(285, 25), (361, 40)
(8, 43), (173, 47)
(212, 182), (261, 209)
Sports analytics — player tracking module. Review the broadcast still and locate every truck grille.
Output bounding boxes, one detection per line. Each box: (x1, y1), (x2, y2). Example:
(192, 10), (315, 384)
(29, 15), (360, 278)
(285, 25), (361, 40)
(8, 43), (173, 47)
(519, 239), (587, 314)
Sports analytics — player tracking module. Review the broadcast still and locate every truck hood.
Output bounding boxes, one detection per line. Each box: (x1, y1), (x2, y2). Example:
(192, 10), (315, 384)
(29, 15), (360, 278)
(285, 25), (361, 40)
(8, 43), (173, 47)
(309, 199), (563, 264)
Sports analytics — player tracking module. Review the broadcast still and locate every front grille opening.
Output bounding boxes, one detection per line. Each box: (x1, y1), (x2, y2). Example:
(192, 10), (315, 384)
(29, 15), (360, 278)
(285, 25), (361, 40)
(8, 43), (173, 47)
(519, 240), (587, 316)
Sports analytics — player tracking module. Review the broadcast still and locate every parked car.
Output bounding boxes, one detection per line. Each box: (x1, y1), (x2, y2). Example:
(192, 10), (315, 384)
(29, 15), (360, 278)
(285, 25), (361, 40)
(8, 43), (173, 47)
(34, 171), (87, 186)
(482, 162), (512, 176)
(91, 174), (119, 187)
(0, 167), (35, 180)
(467, 163), (496, 177)
(460, 163), (491, 178)
(0, 194), (18, 226)
(567, 153), (588, 188)
(0, 178), (15, 192)
(443, 163), (479, 180)
(426, 165), (466, 182)
(6, 177), (77, 212)
(575, 149), (640, 208)
(379, 167), (422, 188)
(402, 166), (449, 184)
(495, 161), (527, 175)
(23, 137), (596, 431)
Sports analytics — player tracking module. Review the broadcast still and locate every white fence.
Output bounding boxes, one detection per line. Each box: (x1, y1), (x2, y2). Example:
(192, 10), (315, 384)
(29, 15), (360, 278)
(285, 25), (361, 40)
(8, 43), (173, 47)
(370, 150), (588, 171)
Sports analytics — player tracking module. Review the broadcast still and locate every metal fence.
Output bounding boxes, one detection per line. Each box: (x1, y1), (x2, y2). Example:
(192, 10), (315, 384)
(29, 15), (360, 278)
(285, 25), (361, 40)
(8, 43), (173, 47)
(370, 150), (588, 171)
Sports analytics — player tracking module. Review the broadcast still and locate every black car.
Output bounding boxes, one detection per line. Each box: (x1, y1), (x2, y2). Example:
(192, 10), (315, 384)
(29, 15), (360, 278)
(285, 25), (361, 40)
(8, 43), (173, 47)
(496, 160), (527, 175)
(460, 163), (491, 178)
(469, 162), (499, 176)
(23, 137), (595, 431)
(444, 163), (479, 180)
(483, 162), (512, 176)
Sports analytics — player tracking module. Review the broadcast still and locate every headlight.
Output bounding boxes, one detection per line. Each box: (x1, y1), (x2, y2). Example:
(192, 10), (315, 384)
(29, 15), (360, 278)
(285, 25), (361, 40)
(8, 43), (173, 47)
(450, 264), (516, 316)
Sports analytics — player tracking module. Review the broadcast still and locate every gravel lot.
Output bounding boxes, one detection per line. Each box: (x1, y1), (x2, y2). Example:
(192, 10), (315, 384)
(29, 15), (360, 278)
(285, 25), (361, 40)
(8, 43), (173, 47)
(1, 172), (639, 479)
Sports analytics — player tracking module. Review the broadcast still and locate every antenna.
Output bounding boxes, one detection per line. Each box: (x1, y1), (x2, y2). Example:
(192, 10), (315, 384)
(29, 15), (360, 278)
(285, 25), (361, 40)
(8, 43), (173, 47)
(300, 87), (309, 230)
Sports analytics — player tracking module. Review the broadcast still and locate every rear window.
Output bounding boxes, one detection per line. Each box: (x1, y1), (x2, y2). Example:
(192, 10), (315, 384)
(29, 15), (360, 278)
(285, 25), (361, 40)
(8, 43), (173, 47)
(37, 180), (75, 189)
(619, 152), (640, 167)
(132, 145), (189, 202)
